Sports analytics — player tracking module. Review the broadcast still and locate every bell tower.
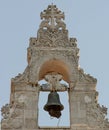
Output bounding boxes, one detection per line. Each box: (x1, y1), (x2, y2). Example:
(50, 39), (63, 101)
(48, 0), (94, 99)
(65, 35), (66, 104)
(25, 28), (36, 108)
(1, 4), (109, 130)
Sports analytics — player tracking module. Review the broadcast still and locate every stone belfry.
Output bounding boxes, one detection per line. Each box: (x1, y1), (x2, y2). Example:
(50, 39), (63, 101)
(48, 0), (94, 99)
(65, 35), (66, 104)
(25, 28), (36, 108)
(1, 4), (109, 130)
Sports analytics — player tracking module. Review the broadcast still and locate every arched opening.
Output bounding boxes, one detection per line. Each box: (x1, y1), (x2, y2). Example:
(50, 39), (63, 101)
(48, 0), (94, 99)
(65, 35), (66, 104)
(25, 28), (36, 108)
(38, 59), (70, 128)
(38, 59), (70, 83)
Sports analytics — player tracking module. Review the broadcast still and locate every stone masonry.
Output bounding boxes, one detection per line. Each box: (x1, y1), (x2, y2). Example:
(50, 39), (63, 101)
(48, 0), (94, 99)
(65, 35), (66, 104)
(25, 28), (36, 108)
(1, 4), (109, 130)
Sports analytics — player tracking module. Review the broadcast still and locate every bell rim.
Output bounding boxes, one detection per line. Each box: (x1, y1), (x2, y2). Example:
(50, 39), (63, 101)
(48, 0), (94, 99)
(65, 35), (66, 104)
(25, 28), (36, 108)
(44, 104), (64, 111)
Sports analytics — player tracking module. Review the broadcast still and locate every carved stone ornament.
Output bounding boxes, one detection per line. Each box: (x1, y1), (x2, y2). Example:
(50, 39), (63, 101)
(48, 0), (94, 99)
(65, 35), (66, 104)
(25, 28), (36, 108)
(40, 4), (65, 31)
(1, 102), (24, 120)
(40, 73), (68, 91)
(11, 66), (30, 83)
(78, 68), (97, 84)
(1, 101), (24, 129)
(37, 28), (69, 47)
(1, 104), (10, 119)
(86, 102), (109, 129)
(35, 4), (79, 49)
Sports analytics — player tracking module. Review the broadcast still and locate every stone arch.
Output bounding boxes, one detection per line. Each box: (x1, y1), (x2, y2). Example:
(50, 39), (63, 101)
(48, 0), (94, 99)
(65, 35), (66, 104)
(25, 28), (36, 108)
(38, 59), (70, 83)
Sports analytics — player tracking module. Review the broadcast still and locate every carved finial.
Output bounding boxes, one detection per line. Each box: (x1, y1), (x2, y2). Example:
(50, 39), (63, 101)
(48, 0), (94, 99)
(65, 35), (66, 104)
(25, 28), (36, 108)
(40, 4), (66, 31)
(40, 4), (64, 20)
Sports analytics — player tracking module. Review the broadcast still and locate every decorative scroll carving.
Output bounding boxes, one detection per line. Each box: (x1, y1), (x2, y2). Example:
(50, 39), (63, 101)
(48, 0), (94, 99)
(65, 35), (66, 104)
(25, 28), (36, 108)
(40, 73), (68, 91)
(1, 101), (24, 129)
(1, 102), (24, 120)
(36, 4), (78, 48)
(11, 66), (30, 83)
(86, 101), (109, 129)
(55, 19), (66, 30)
(37, 29), (69, 47)
(40, 20), (49, 29)
(1, 103), (18, 119)
(78, 68), (97, 83)
(1, 104), (10, 119)
(98, 104), (108, 115)
(70, 38), (77, 47)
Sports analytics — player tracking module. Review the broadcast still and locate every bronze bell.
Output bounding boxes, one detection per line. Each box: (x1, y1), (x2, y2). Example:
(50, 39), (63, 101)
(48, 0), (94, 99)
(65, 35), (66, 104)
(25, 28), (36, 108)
(44, 91), (64, 118)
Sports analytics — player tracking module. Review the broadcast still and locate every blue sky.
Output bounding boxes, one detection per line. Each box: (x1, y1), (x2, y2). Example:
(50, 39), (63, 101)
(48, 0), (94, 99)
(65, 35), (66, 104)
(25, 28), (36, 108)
(0, 0), (109, 122)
